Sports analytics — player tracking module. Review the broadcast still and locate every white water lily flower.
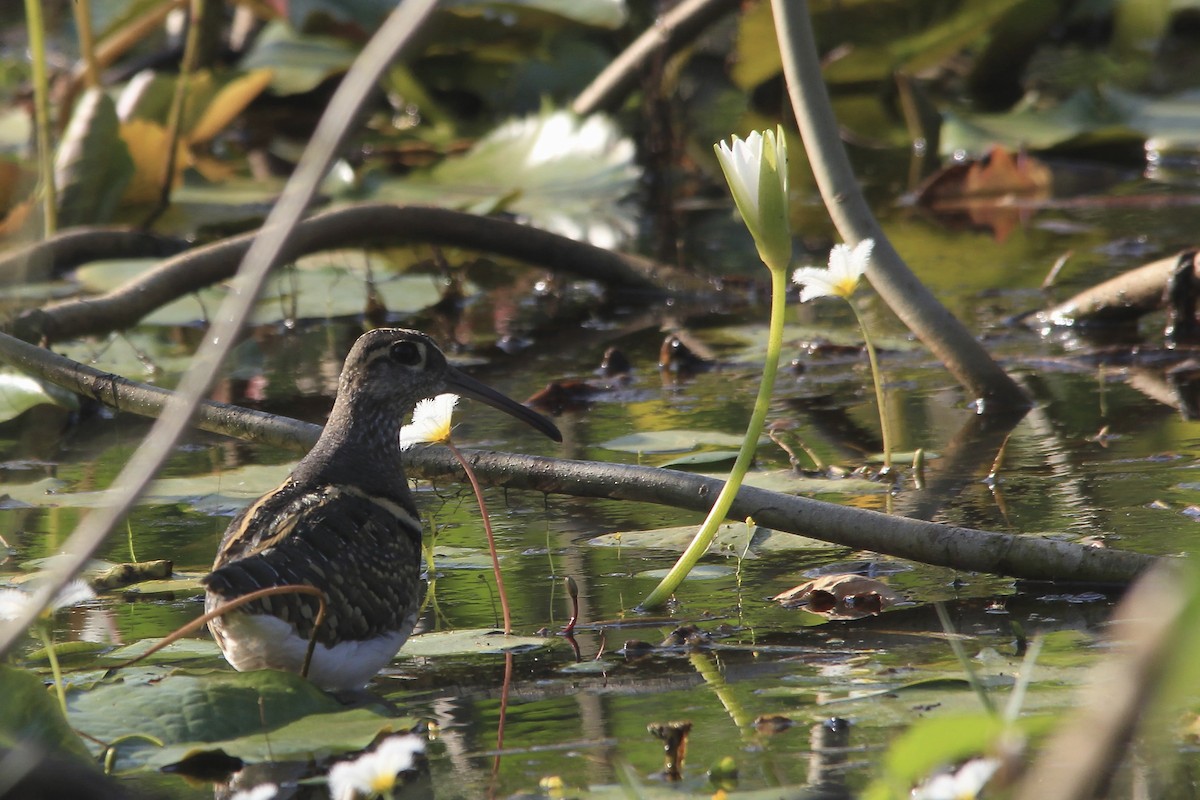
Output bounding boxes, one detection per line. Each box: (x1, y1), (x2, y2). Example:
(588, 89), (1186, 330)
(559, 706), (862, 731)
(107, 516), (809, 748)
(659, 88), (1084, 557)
(327, 734), (426, 799)
(911, 757), (1000, 800)
(0, 579), (95, 622)
(230, 783), (279, 800)
(398, 393), (459, 450)
(714, 126), (792, 271)
(792, 239), (875, 302)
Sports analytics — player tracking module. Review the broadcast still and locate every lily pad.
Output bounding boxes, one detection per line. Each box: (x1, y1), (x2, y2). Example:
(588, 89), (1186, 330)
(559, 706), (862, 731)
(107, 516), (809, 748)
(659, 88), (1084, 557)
(0, 464), (295, 512)
(0, 370), (80, 423)
(589, 523), (836, 556)
(0, 665), (93, 761)
(599, 430), (766, 454)
(69, 669), (409, 770)
(636, 565), (734, 580)
(658, 450), (741, 468)
(399, 628), (555, 658)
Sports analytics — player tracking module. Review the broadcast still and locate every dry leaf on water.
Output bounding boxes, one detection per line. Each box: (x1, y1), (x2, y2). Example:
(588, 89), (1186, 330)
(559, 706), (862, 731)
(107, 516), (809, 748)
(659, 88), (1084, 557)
(772, 573), (900, 619)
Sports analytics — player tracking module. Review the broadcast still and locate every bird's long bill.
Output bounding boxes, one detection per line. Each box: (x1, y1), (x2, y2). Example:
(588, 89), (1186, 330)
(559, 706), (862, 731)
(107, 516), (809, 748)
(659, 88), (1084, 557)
(445, 367), (563, 443)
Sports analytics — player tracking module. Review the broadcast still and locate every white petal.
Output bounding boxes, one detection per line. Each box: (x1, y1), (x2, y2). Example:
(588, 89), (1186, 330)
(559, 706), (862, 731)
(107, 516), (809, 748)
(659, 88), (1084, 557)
(398, 393), (459, 450)
(51, 579), (95, 611)
(0, 588), (29, 622)
(230, 783), (279, 800)
(792, 266), (841, 302)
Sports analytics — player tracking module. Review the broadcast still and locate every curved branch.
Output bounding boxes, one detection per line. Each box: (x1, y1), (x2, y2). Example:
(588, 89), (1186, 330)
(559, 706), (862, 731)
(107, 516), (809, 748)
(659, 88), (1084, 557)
(572, 0), (738, 117)
(8, 203), (679, 344)
(0, 330), (1157, 586)
(0, 227), (188, 284)
(770, 0), (1030, 412)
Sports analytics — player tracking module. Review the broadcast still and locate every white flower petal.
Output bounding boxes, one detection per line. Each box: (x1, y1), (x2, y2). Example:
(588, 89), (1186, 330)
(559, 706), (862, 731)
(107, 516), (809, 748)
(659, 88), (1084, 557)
(398, 393), (459, 450)
(0, 588), (29, 622)
(327, 734), (425, 800)
(793, 239), (874, 302)
(230, 783), (279, 800)
(51, 579), (96, 611)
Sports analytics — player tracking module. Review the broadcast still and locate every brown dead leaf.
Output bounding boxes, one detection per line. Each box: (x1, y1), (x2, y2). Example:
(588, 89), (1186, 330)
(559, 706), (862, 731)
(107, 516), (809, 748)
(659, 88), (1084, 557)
(915, 146), (1052, 241)
(917, 146), (1052, 205)
(772, 573), (900, 619)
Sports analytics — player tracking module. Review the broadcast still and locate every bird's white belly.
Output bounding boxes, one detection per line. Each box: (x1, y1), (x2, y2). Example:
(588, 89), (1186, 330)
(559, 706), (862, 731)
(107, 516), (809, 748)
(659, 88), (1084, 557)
(211, 611), (416, 692)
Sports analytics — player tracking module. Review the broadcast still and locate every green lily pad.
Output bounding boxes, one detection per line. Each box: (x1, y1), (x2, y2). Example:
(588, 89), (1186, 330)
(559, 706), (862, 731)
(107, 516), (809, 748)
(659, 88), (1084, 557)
(599, 430), (766, 455)
(636, 565), (734, 580)
(0, 370), (80, 423)
(73, 258), (466, 328)
(68, 669), (407, 771)
(0, 665), (93, 761)
(658, 450), (741, 468)
(99, 637), (224, 665)
(589, 523), (836, 556)
(399, 629), (554, 658)
(0, 464), (295, 512)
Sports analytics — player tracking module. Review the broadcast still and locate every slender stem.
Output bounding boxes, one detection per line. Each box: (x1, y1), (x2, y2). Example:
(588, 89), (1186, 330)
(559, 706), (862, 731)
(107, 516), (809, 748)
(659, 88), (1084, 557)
(35, 623), (68, 717)
(23, 0), (57, 234)
(640, 266), (788, 609)
(847, 300), (893, 469)
(71, 0), (101, 89)
(446, 441), (512, 635)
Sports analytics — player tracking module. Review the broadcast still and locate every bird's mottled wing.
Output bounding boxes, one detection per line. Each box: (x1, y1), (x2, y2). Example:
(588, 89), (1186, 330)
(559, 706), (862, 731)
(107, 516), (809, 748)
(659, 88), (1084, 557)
(203, 484), (423, 645)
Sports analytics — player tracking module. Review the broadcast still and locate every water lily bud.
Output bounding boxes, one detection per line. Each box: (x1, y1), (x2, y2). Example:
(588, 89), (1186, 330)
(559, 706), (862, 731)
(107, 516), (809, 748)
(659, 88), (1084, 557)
(714, 126), (793, 272)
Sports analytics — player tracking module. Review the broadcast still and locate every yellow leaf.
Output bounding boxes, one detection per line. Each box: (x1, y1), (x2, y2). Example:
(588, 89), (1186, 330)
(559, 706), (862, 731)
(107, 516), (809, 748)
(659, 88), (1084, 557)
(187, 69), (273, 144)
(119, 120), (192, 205)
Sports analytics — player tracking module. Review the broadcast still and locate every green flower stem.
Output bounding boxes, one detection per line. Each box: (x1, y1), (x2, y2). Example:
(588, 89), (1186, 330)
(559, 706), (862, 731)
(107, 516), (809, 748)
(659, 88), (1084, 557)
(23, 0), (56, 234)
(34, 623), (68, 717)
(846, 301), (893, 469)
(641, 265), (788, 610)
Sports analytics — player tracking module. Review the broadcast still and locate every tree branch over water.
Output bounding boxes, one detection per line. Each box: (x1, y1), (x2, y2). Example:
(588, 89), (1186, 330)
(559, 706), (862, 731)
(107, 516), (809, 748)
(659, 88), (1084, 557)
(0, 330), (1157, 586)
(6, 204), (681, 345)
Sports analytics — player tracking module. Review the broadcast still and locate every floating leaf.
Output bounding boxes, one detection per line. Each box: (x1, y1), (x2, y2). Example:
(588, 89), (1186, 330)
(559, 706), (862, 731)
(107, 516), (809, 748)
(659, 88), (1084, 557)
(589, 523), (835, 556)
(636, 565), (734, 580)
(399, 629), (555, 658)
(772, 573), (902, 619)
(69, 670), (407, 771)
(0, 370), (80, 423)
(599, 429), (764, 454)
(0, 665), (93, 761)
(658, 450), (741, 468)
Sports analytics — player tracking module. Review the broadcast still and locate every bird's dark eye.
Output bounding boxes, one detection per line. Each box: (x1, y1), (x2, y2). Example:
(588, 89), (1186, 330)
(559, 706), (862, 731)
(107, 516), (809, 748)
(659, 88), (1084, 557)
(390, 341), (423, 366)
